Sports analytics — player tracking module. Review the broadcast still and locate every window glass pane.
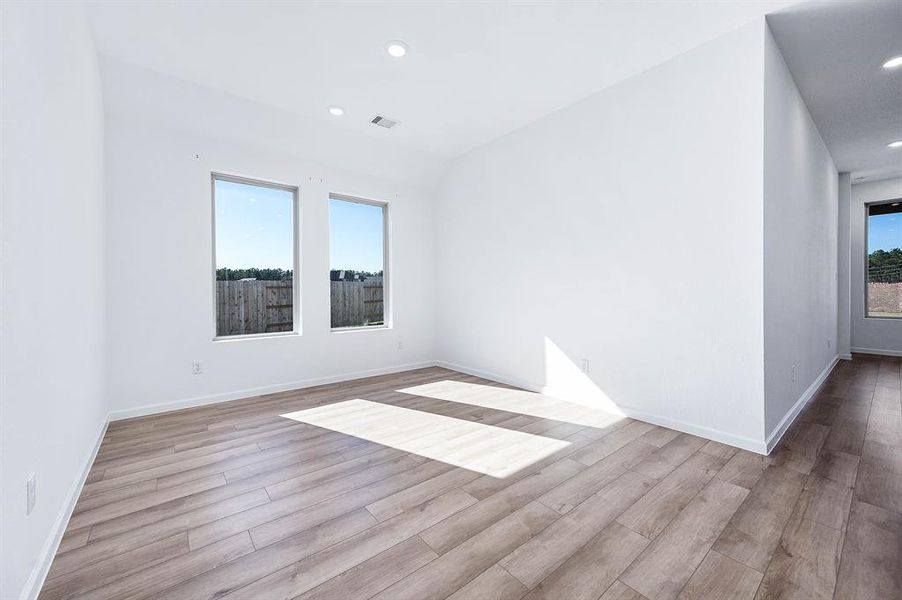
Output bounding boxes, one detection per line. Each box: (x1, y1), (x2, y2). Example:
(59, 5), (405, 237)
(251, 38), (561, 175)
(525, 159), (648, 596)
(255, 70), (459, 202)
(867, 201), (902, 318)
(214, 177), (295, 336)
(329, 197), (385, 328)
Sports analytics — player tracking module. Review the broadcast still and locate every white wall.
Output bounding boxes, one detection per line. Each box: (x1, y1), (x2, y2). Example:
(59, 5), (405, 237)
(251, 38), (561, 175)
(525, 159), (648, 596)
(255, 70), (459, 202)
(849, 176), (902, 355)
(837, 172), (852, 358)
(0, 3), (108, 599)
(762, 27), (838, 440)
(434, 21), (768, 450)
(102, 63), (437, 416)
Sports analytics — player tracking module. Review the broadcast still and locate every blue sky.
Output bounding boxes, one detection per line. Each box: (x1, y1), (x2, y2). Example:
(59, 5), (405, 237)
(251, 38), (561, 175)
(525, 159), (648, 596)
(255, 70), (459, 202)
(869, 213), (901, 253)
(329, 198), (384, 273)
(214, 179), (384, 272)
(215, 179), (295, 269)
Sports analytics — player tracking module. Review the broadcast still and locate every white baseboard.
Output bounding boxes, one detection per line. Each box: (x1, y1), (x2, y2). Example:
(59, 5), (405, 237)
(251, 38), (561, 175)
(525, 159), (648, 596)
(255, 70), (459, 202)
(764, 355), (840, 454)
(850, 346), (902, 358)
(839, 353), (853, 360)
(436, 360), (768, 454)
(22, 416), (109, 600)
(617, 406), (767, 454)
(434, 360), (547, 394)
(108, 361), (436, 421)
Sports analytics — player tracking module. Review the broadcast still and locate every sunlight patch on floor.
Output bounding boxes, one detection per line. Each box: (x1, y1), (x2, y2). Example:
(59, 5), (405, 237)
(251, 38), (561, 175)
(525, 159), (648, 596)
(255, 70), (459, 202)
(281, 399), (571, 478)
(396, 379), (625, 430)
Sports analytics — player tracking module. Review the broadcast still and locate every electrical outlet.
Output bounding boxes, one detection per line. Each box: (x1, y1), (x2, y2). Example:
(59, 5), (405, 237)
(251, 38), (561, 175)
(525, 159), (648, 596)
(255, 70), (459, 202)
(192, 361), (203, 375)
(397, 340), (404, 350)
(580, 359), (590, 374)
(827, 338), (831, 350)
(26, 474), (36, 515)
(791, 365), (797, 382)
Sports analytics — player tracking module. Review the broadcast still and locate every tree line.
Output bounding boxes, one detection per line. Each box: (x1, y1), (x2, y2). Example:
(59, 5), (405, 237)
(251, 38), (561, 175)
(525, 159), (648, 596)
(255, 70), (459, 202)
(869, 248), (902, 282)
(216, 268), (292, 281)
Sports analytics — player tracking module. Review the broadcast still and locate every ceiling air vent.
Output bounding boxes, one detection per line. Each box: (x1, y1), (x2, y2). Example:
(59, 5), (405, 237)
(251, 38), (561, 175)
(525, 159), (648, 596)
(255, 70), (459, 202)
(371, 115), (399, 129)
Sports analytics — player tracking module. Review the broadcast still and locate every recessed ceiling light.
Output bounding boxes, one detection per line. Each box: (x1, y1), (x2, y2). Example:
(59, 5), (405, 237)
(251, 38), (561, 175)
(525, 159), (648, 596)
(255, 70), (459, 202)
(882, 55), (902, 69)
(888, 140), (902, 149)
(328, 106), (344, 116)
(386, 40), (408, 58)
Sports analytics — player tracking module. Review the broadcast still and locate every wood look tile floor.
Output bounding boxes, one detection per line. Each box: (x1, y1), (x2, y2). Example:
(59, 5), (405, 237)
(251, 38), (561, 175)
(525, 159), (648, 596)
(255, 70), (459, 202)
(41, 355), (902, 600)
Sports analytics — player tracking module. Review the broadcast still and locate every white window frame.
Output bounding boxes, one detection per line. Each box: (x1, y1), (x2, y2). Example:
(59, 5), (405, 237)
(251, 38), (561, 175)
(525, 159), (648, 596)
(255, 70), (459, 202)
(328, 193), (391, 332)
(211, 172), (301, 341)
(864, 198), (902, 320)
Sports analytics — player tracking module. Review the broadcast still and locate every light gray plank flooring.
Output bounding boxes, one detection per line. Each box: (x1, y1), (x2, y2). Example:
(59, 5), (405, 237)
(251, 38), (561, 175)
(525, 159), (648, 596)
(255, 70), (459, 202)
(40, 355), (901, 599)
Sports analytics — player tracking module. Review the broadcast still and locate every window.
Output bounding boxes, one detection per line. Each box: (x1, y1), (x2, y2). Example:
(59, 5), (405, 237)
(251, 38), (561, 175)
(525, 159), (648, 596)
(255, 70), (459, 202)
(866, 200), (902, 318)
(329, 194), (388, 329)
(213, 174), (298, 338)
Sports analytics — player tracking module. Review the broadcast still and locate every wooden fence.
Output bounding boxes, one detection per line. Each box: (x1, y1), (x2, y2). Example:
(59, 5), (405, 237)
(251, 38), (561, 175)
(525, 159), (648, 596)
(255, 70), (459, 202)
(331, 281), (384, 328)
(216, 279), (384, 335)
(216, 280), (293, 336)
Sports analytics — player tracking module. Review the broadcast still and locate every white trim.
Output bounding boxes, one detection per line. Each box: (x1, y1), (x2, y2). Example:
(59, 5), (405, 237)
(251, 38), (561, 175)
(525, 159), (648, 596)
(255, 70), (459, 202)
(434, 360), (547, 394)
(839, 353), (853, 360)
(21, 417), (109, 600)
(108, 361), (435, 421)
(764, 355), (840, 454)
(211, 172), (302, 340)
(328, 192), (391, 330)
(850, 346), (902, 358)
(213, 331), (301, 343)
(330, 325), (391, 334)
(435, 360), (768, 454)
(617, 406), (766, 454)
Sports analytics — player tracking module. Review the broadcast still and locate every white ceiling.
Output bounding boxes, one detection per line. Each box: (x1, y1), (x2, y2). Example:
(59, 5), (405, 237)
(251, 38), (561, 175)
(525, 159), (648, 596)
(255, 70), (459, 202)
(85, 0), (797, 159)
(768, 1), (902, 182)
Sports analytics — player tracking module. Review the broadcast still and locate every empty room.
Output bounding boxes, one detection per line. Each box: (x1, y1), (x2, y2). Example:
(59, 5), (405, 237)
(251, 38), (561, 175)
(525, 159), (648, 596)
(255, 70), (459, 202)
(2, 1), (902, 599)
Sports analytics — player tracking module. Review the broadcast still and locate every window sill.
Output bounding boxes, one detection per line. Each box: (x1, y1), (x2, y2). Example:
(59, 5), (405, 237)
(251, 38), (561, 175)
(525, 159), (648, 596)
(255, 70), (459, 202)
(213, 331), (300, 342)
(330, 325), (391, 333)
